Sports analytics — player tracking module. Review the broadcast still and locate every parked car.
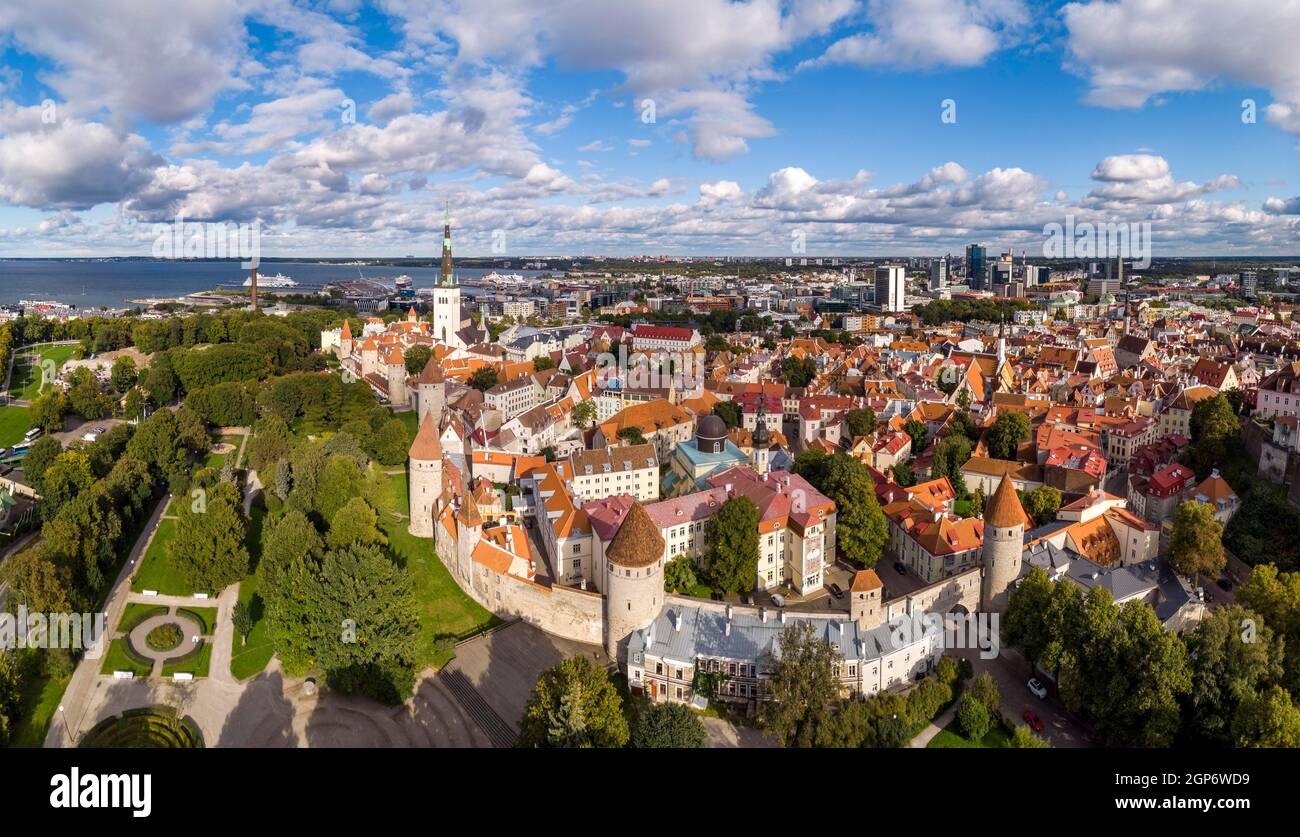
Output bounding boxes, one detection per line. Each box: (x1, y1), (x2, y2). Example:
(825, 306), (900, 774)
(828, 583), (844, 599)
(771, 593), (786, 608)
(1022, 709), (1044, 731)
(1027, 678), (1048, 699)
(893, 561), (907, 575)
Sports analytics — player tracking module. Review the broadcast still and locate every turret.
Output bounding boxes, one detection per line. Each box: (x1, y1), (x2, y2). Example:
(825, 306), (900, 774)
(603, 502), (666, 664)
(407, 414), (444, 538)
(980, 474), (1028, 613)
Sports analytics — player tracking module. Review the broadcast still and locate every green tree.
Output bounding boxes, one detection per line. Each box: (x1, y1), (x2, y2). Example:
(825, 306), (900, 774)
(1231, 685), (1300, 748)
(370, 418), (411, 467)
(891, 461), (915, 488)
(631, 702), (707, 748)
(780, 355), (817, 388)
(314, 455), (364, 522)
(169, 482), (250, 593)
(1236, 565), (1300, 694)
(1004, 567), (1055, 664)
(327, 496), (388, 550)
(968, 672), (1001, 719)
(67, 367), (111, 420)
(468, 366), (499, 391)
(30, 389), (70, 432)
(532, 355), (556, 371)
(1190, 393), (1239, 473)
(259, 509), (325, 673)
(712, 400), (742, 429)
(0, 650), (21, 748)
(704, 496), (759, 593)
(1167, 500), (1226, 582)
(1185, 604), (1285, 746)
(518, 655), (629, 748)
(21, 435), (63, 495)
(663, 556), (698, 593)
(760, 622), (840, 747)
(817, 454), (888, 567)
(616, 426), (647, 446)
(571, 400), (597, 429)
(232, 600), (254, 643)
(844, 408), (877, 439)
(956, 693), (991, 741)
(987, 411), (1030, 460)
(1019, 485), (1062, 526)
(41, 451), (95, 520)
(307, 544), (421, 704)
(902, 418), (928, 452)
(1009, 724), (1051, 748)
(403, 345), (433, 376)
(110, 356), (138, 392)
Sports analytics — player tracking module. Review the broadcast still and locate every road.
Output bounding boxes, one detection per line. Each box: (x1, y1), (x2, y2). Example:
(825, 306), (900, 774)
(953, 645), (1093, 748)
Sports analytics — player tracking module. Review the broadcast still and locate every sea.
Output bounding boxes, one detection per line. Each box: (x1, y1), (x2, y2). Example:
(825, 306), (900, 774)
(0, 260), (543, 311)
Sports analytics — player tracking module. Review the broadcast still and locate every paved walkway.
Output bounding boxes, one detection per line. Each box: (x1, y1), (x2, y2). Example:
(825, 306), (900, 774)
(909, 704), (958, 748)
(125, 612), (204, 677)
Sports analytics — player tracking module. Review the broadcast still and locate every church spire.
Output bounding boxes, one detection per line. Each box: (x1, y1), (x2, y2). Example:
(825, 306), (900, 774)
(440, 201), (455, 287)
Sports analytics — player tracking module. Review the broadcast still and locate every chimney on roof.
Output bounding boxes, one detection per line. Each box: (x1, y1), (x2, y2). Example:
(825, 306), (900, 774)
(779, 609), (787, 624)
(760, 607), (767, 623)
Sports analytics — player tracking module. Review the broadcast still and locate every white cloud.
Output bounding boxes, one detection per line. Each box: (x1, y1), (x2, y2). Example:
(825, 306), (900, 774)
(0, 0), (248, 123)
(1063, 0), (1300, 139)
(804, 0), (1028, 70)
(0, 105), (160, 209)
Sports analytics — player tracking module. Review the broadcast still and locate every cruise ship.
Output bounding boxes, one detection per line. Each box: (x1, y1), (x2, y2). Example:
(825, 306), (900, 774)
(244, 272), (298, 288)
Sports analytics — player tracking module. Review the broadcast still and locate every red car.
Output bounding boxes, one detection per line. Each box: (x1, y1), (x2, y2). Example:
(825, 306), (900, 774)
(1022, 709), (1044, 732)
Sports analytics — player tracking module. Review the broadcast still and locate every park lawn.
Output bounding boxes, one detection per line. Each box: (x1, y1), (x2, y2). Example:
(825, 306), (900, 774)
(0, 404), (32, 447)
(7, 344), (79, 401)
(162, 642), (213, 678)
(116, 602), (169, 634)
(379, 473), (500, 669)
(99, 639), (153, 677)
(178, 606), (218, 636)
(229, 571), (274, 680)
(927, 719), (1013, 749)
(397, 409), (420, 441)
(8, 672), (70, 747)
(130, 518), (194, 596)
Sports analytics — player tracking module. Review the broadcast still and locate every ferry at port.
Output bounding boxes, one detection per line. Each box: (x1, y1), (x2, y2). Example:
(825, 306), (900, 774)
(244, 272), (298, 288)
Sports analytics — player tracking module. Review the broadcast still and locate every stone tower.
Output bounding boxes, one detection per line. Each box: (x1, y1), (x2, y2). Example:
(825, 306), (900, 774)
(454, 497), (483, 583)
(408, 414), (444, 537)
(339, 318), (353, 360)
(850, 569), (884, 630)
(603, 502), (666, 664)
(980, 474), (1027, 613)
(385, 346), (409, 408)
(415, 360), (446, 426)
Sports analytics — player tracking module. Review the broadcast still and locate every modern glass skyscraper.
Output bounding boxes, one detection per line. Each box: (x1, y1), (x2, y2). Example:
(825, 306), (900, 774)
(965, 244), (987, 289)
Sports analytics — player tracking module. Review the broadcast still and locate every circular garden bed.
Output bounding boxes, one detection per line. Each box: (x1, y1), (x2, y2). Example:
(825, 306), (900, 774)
(145, 623), (184, 652)
(80, 707), (204, 748)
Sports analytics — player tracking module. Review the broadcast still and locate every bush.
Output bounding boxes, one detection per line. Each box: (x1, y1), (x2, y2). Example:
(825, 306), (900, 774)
(935, 656), (959, 686)
(956, 693), (991, 741)
(907, 676), (953, 723)
(631, 702), (707, 748)
(145, 623), (183, 652)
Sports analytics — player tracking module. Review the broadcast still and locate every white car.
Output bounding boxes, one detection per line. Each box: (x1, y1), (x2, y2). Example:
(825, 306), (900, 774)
(1027, 678), (1048, 699)
(771, 594), (786, 608)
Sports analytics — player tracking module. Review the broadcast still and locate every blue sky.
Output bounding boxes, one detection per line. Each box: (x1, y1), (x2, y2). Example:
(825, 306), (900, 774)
(0, 0), (1296, 257)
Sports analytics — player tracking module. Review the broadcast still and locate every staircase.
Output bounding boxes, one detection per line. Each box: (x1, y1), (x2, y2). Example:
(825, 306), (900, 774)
(439, 668), (518, 748)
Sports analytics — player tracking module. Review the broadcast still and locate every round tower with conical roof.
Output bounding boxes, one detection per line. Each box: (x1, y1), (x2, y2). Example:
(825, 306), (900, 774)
(408, 414), (444, 538)
(603, 502), (666, 663)
(980, 474), (1028, 613)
